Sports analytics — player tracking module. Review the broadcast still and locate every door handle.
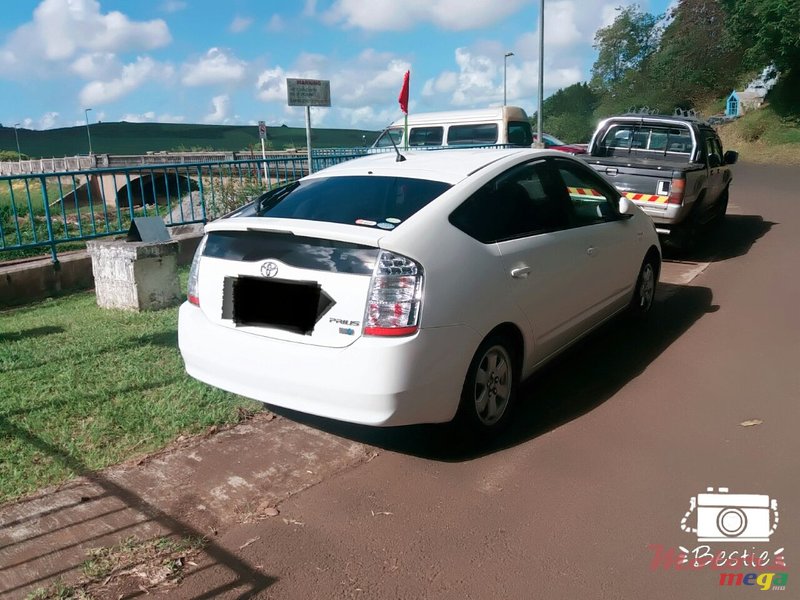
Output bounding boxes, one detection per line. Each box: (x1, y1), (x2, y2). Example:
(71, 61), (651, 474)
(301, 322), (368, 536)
(586, 246), (596, 256)
(510, 266), (531, 279)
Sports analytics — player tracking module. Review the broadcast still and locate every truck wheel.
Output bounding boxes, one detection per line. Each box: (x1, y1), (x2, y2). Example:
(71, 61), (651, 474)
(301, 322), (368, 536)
(712, 188), (729, 226)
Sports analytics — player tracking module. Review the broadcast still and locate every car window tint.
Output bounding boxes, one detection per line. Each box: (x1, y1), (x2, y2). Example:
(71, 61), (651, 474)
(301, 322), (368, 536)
(449, 161), (570, 243)
(507, 121), (533, 146)
(553, 159), (619, 226)
(258, 176), (451, 227)
(447, 123), (499, 145)
(601, 124), (692, 156)
(409, 126), (443, 147)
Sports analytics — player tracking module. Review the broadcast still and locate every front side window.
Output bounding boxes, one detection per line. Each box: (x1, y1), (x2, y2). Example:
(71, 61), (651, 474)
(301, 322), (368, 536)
(373, 128), (403, 148)
(449, 160), (570, 243)
(552, 159), (620, 226)
(257, 176), (451, 227)
(447, 123), (499, 145)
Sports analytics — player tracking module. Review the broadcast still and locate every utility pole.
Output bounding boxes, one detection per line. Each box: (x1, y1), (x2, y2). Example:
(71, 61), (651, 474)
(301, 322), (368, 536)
(13, 123), (21, 164)
(536, 0), (544, 148)
(504, 52), (514, 106)
(84, 108), (93, 155)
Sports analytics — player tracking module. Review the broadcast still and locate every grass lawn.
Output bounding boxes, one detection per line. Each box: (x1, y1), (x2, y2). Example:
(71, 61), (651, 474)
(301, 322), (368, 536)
(0, 274), (263, 504)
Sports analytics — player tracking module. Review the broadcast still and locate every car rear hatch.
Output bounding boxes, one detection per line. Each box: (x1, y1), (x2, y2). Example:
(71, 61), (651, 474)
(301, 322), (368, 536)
(195, 218), (383, 348)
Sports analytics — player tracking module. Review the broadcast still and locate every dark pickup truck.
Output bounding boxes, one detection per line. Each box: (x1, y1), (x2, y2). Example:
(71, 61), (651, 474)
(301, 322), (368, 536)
(585, 114), (738, 247)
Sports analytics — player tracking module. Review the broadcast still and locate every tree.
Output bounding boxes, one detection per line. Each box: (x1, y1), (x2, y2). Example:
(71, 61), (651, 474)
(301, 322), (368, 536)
(649, 0), (743, 108)
(721, 0), (800, 73)
(590, 5), (662, 92)
(531, 83), (601, 142)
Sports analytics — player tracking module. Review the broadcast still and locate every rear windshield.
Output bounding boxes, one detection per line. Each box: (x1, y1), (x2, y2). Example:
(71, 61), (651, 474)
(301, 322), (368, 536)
(596, 124), (693, 158)
(255, 176), (452, 229)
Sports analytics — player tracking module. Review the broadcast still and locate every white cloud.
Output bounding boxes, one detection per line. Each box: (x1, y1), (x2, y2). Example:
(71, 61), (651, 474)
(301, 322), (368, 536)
(204, 94), (231, 124)
(160, 0), (187, 13)
(70, 52), (121, 79)
(79, 56), (174, 105)
(3, 0), (170, 67)
(39, 111), (59, 129)
(182, 48), (247, 87)
(303, 0), (318, 16)
(121, 111), (185, 123)
(266, 14), (286, 32)
(256, 67), (289, 102)
(324, 0), (529, 31)
(229, 16), (253, 33)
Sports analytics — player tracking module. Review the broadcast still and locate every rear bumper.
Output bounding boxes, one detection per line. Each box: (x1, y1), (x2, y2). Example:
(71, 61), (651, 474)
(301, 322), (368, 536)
(178, 302), (480, 426)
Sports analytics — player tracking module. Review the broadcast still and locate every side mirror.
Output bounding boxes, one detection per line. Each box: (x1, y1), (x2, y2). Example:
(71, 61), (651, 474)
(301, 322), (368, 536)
(724, 150), (738, 165)
(618, 197), (632, 215)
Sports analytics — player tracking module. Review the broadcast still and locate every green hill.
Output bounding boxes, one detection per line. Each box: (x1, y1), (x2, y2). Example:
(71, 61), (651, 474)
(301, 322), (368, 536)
(0, 121), (381, 158)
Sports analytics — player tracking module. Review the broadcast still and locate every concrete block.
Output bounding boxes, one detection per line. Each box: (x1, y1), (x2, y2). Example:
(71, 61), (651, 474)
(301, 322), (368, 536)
(87, 239), (181, 311)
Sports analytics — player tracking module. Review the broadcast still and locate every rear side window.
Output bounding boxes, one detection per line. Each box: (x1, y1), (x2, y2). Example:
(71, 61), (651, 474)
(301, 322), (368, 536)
(257, 176), (451, 228)
(449, 160), (569, 243)
(409, 126), (443, 146)
(447, 123), (499, 145)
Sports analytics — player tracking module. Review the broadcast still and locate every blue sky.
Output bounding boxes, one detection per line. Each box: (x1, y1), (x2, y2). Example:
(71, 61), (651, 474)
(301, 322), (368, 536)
(0, 0), (673, 131)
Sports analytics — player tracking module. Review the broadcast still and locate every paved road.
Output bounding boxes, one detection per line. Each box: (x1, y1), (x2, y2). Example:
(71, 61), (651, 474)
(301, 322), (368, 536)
(176, 162), (799, 599)
(2, 162), (797, 599)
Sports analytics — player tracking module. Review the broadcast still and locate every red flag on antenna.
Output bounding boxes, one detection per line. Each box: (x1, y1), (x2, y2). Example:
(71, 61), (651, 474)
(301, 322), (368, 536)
(398, 70), (410, 114)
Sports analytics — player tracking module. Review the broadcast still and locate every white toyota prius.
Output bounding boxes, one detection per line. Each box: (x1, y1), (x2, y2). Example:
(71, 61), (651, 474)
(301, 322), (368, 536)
(179, 148), (660, 434)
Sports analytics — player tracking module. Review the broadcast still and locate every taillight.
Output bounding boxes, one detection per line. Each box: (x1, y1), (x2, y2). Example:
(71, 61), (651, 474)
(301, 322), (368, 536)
(364, 251), (423, 337)
(668, 178), (686, 205)
(187, 235), (207, 306)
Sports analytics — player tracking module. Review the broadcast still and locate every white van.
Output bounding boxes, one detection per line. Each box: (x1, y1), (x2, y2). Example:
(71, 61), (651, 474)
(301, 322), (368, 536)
(372, 106), (533, 148)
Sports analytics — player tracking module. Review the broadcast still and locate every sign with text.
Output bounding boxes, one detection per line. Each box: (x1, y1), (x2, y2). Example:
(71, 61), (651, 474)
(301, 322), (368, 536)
(286, 78), (331, 107)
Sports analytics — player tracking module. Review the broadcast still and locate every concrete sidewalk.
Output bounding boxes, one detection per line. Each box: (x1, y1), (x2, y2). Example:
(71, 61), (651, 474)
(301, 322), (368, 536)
(0, 413), (374, 599)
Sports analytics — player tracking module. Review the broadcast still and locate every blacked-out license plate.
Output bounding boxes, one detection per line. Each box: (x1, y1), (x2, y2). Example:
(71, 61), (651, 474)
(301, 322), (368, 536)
(223, 276), (327, 335)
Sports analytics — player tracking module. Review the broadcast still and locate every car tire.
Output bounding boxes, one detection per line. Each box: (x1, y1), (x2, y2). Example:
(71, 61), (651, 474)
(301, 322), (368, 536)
(629, 254), (659, 318)
(455, 334), (518, 438)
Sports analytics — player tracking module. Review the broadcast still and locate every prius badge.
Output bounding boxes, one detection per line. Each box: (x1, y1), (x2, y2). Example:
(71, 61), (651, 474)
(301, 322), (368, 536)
(260, 261), (279, 278)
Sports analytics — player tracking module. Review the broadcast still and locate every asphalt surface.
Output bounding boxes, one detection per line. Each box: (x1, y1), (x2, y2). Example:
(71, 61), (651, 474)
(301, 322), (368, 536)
(1, 162), (797, 599)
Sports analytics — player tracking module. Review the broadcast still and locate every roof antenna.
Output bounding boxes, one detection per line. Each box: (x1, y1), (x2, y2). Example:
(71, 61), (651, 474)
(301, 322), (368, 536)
(386, 128), (406, 162)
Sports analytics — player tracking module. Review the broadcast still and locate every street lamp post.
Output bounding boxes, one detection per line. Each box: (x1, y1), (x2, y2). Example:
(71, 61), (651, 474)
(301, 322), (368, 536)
(536, 0), (545, 148)
(84, 108), (93, 155)
(503, 52), (514, 106)
(13, 123), (21, 164)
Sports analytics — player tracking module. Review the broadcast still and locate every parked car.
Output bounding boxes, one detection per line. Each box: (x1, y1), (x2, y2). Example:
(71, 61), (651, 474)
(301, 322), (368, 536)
(585, 114), (738, 248)
(534, 133), (588, 154)
(179, 148), (661, 435)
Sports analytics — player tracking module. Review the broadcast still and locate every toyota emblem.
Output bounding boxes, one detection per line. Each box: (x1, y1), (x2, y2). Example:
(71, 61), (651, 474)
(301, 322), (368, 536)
(260, 261), (279, 278)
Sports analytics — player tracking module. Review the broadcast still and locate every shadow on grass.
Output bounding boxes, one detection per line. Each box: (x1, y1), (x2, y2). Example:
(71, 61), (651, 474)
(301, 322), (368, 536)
(269, 281), (716, 462)
(0, 325), (65, 342)
(0, 410), (277, 599)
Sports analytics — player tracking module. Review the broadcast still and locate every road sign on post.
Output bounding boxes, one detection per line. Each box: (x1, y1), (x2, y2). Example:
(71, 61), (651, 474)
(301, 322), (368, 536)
(286, 78), (331, 175)
(258, 120), (267, 140)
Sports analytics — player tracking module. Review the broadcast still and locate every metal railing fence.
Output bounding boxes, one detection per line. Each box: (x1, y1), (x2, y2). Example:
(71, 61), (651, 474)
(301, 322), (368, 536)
(0, 154), (353, 263)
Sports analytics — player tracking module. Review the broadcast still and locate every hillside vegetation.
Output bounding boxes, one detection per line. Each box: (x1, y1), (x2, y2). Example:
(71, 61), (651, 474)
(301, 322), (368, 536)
(0, 121), (380, 158)
(535, 0), (800, 155)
